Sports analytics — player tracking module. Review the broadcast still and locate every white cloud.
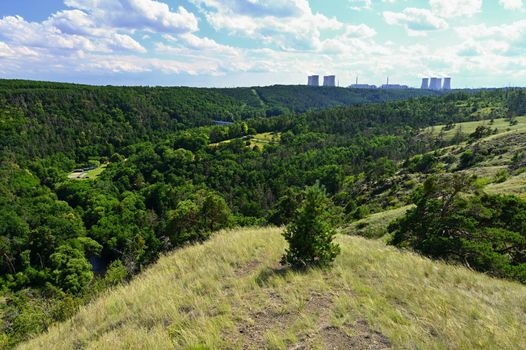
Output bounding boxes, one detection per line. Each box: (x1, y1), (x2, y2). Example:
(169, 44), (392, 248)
(456, 20), (526, 56)
(158, 33), (239, 57)
(343, 24), (377, 38)
(499, 0), (524, 10)
(1, 0), (525, 87)
(0, 15), (146, 53)
(0, 41), (15, 57)
(384, 8), (448, 35)
(64, 0), (198, 33)
(46, 10), (100, 36)
(429, 0), (482, 18)
(111, 33), (147, 53)
(349, 0), (372, 11)
(190, 0), (342, 50)
(0, 16), (101, 52)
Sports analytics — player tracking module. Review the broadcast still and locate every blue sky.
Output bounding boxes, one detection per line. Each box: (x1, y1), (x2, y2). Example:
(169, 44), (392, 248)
(0, 0), (525, 87)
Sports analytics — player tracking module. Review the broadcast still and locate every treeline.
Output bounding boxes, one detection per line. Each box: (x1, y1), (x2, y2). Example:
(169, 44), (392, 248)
(219, 85), (442, 114)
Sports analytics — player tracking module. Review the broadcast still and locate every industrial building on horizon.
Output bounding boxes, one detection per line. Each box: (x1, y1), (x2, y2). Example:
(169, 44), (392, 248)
(323, 75), (336, 87)
(307, 74), (336, 87)
(307, 75), (319, 86)
(307, 75), (452, 90)
(443, 77), (452, 90)
(422, 77), (451, 91)
(350, 84), (377, 89)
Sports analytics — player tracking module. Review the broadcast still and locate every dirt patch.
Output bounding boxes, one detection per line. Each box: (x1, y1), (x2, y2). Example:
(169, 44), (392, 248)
(224, 263), (391, 349)
(315, 320), (391, 350)
(292, 304), (391, 350)
(233, 290), (296, 348)
(227, 288), (390, 349)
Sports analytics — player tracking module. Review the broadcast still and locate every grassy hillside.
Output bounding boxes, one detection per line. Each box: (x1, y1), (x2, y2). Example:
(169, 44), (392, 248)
(19, 227), (526, 350)
(342, 205), (413, 239)
(427, 116), (526, 141)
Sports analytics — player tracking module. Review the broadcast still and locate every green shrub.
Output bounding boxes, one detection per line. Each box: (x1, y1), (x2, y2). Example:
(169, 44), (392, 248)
(494, 169), (509, 183)
(458, 149), (482, 169)
(281, 183), (340, 268)
(469, 125), (495, 141)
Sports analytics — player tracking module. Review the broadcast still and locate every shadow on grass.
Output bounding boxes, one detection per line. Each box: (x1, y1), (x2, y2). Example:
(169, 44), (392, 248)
(255, 266), (291, 287)
(256, 264), (315, 287)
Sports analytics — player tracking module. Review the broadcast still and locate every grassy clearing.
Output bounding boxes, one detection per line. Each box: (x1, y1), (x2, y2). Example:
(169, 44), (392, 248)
(427, 116), (526, 141)
(249, 132), (281, 149)
(341, 205), (413, 240)
(486, 171), (526, 199)
(67, 164), (108, 180)
(210, 132), (281, 149)
(19, 227), (526, 350)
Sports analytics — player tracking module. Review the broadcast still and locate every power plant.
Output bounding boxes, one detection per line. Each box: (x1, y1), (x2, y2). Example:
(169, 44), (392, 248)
(306, 74), (452, 90)
(307, 75), (319, 87)
(307, 75), (336, 87)
(423, 77), (452, 91)
(323, 75), (336, 87)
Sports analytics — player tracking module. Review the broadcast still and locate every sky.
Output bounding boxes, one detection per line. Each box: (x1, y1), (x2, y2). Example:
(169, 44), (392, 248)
(0, 0), (525, 88)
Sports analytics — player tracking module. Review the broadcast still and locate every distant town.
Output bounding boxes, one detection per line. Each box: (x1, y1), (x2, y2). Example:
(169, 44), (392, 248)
(307, 75), (452, 91)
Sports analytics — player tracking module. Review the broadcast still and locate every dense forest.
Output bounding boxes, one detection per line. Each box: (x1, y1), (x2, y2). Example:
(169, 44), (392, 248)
(1, 80), (525, 347)
(0, 80), (439, 160)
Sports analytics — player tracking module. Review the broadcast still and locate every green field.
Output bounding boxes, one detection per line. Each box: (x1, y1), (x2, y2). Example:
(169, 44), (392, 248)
(427, 116), (526, 141)
(19, 227), (526, 350)
(67, 164), (108, 180)
(249, 132), (281, 148)
(210, 132), (281, 149)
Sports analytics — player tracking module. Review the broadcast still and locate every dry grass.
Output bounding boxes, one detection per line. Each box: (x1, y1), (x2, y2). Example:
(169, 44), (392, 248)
(19, 227), (526, 350)
(209, 132), (281, 149)
(342, 205), (413, 240)
(486, 172), (526, 199)
(249, 132), (281, 149)
(426, 116), (526, 141)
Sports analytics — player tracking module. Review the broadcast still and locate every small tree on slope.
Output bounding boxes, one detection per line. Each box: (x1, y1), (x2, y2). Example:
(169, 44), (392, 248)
(281, 183), (340, 268)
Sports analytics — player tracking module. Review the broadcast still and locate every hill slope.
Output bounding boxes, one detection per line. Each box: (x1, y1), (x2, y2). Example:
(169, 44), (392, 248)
(19, 227), (526, 350)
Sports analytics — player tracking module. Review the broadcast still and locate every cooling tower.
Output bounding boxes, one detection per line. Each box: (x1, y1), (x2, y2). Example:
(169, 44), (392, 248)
(421, 78), (429, 89)
(443, 77), (451, 90)
(429, 77), (442, 90)
(323, 75), (336, 87)
(307, 75), (319, 86)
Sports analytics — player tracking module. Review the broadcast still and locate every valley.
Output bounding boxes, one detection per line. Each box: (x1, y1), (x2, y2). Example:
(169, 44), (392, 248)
(0, 81), (525, 349)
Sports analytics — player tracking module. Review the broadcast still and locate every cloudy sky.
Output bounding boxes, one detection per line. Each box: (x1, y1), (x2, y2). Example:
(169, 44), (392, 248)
(0, 0), (525, 87)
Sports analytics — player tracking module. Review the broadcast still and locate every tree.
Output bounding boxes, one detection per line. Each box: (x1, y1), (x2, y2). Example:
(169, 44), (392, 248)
(389, 174), (526, 282)
(50, 245), (93, 295)
(281, 183), (340, 268)
(267, 188), (302, 226)
(469, 125), (494, 141)
(166, 190), (231, 245)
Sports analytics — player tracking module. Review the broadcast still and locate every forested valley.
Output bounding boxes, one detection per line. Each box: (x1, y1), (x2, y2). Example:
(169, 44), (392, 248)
(1, 80), (525, 347)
